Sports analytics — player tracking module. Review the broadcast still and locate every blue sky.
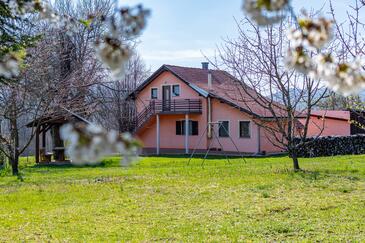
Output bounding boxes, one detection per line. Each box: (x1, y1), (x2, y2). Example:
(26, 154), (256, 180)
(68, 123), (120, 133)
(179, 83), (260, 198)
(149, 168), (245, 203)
(121, 0), (350, 71)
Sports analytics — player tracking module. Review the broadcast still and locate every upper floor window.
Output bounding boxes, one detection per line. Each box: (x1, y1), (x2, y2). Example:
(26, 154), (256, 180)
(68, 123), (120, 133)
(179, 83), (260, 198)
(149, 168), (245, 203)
(219, 121), (229, 137)
(172, 85), (180, 97)
(151, 88), (158, 99)
(239, 121), (251, 138)
(176, 120), (198, 135)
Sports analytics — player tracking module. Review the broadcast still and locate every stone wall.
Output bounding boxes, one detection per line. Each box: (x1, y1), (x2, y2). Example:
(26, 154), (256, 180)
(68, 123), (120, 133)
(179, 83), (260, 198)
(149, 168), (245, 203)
(295, 135), (365, 158)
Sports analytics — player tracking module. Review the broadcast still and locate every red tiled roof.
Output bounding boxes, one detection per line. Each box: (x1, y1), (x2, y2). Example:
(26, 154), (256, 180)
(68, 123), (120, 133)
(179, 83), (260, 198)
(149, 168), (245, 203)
(132, 64), (289, 118)
(165, 65), (288, 118)
(309, 110), (350, 121)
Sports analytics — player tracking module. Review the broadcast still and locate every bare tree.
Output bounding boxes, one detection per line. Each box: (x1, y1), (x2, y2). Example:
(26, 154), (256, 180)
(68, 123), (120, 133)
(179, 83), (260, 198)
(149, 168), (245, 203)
(316, 92), (362, 110)
(93, 52), (149, 132)
(329, 0), (365, 123)
(43, 0), (114, 115)
(216, 18), (327, 171)
(0, 0), (117, 175)
(0, 73), (49, 175)
(330, 0), (365, 62)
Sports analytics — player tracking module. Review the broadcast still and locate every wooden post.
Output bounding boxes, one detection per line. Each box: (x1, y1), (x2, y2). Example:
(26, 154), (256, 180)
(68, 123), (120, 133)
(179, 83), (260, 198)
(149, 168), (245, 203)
(156, 114), (160, 155)
(257, 125), (261, 154)
(185, 114), (189, 154)
(35, 127), (40, 163)
(52, 125), (65, 161)
(42, 129), (46, 149)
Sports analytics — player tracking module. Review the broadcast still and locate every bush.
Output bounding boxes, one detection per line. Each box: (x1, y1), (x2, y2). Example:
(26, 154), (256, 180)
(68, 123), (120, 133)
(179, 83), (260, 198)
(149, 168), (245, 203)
(295, 135), (365, 158)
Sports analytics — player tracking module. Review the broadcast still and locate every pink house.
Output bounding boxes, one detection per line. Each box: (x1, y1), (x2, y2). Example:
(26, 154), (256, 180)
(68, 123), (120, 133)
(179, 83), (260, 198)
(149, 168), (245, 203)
(299, 110), (353, 137)
(130, 63), (286, 155)
(129, 63), (365, 155)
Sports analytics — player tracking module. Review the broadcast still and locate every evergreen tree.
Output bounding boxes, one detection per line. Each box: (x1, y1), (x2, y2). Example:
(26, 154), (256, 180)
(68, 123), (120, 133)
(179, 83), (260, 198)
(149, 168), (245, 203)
(0, 0), (37, 83)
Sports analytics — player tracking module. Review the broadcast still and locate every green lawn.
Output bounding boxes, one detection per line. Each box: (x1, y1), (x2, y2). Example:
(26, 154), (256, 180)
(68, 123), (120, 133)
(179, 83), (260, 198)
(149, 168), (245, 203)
(0, 155), (365, 241)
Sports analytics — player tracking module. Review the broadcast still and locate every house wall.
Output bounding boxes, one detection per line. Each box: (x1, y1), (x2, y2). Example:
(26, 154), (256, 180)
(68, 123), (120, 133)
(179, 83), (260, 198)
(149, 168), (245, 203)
(135, 71), (202, 113)
(209, 99), (260, 153)
(299, 117), (351, 137)
(135, 71), (208, 150)
(135, 71), (283, 154)
(259, 123), (286, 153)
(138, 113), (208, 150)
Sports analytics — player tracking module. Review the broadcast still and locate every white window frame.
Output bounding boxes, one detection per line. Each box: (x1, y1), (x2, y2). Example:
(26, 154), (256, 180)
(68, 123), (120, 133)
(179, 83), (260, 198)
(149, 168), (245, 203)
(218, 120), (230, 138)
(238, 120), (251, 139)
(172, 84), (181, 97)
(160, 83), (182, 98)
(176, 119), (199, 136)
(150, 87), (158, 99)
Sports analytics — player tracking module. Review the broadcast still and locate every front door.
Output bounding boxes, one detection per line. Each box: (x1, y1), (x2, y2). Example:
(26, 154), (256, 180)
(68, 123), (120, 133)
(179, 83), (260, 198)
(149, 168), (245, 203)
(162, 86), (171, 111)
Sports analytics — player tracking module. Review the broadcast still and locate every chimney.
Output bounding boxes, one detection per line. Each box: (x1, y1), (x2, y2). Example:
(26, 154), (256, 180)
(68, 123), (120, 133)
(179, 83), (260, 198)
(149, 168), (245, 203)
(208, 70), (212, 89)
(201, 62), (209, 70)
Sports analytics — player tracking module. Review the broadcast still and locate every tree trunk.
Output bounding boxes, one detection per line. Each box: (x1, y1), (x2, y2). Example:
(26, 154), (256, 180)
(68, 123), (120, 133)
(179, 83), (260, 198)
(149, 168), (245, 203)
(292, 155), (301, 172)
(10, 157), (19, 175)
(0, 158), (5, 169)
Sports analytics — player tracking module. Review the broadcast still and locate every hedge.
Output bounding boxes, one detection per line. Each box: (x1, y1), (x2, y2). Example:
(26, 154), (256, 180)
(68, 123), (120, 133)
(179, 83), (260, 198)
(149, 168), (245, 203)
(295, 134), (365, 158)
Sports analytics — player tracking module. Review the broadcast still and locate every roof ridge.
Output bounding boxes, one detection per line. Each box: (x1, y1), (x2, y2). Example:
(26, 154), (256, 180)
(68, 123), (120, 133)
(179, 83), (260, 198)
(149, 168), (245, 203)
(164, 64), (224, 72)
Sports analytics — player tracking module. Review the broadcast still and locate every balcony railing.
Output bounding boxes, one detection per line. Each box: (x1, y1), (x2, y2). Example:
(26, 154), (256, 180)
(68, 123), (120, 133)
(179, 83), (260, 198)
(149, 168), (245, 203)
(134, 99), (202, 132)
(151, 99), (202, 114)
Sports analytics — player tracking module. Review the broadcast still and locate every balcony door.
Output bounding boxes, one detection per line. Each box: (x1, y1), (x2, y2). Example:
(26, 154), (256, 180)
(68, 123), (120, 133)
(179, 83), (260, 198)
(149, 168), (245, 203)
(162, 85), (171, 111)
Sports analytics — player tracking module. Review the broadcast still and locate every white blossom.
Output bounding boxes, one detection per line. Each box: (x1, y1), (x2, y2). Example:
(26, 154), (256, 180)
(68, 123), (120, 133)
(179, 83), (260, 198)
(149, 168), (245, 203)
(120, 5), (151, 37)
(314, 55), (365, 96)
(94, 38), (132, 79)
(0, 54), (20, 78)
(288, 18), (333, 50)
(242, 0), (289, 26)
(286, 46), (314, 75)
(6, 0), (46, 16)
(60, 123), (140, 165)
(38, 2), (60, 23)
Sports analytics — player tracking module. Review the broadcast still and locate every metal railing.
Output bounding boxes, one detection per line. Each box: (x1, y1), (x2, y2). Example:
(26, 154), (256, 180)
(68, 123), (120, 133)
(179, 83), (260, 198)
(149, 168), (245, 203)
(134, 99), (202, 132)
(153, 99), (202, 113)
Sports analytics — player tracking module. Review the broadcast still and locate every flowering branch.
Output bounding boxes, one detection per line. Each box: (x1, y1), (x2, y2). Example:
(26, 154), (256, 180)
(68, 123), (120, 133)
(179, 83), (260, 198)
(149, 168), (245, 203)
(0, 0), (149, 166)
(60, 123), (141, 166)
(1, 0), (150, 80)
(242, 0), (365, 96)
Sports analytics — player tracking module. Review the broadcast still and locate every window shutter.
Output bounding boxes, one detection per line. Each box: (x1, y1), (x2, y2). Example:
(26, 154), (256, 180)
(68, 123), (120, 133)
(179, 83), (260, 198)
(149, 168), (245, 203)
(176, 121), (182, 135)
(191, 121), (198, 135)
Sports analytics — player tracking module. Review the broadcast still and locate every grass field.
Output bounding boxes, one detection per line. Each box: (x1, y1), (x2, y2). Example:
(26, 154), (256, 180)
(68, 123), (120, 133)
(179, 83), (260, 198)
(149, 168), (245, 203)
(0, 155), (365, 241)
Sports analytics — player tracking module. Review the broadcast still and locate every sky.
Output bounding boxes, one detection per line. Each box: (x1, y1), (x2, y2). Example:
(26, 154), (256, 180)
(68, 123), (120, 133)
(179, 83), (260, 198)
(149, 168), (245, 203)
(121, 0), (350, 71)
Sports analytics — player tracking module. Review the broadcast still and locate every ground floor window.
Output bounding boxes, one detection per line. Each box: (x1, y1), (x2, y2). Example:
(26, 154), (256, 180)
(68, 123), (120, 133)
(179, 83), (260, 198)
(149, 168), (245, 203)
(176, 120), (198, 135)
(239, 121), (251, 138)
(218, 121), (229, 137)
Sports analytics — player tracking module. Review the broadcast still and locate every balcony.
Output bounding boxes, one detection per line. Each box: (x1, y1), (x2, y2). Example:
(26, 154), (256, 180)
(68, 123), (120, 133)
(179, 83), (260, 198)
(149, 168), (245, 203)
(151, 99), (202, 114)
(134, 99), (202, 133)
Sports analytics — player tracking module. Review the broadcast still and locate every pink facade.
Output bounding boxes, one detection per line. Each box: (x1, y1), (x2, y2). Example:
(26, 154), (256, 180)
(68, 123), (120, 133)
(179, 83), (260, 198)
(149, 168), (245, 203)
(299, 111), (351, 137)
(133, 65), (354, 155)
(134, 67), (283, 154)
(210, 99), (259, 153)
(136, 71), (202, 114)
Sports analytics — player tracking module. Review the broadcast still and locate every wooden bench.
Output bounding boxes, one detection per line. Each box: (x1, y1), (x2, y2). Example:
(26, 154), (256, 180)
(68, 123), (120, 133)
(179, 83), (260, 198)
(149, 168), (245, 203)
(53, 147), (66, 161)
(40, 148), (53, 163)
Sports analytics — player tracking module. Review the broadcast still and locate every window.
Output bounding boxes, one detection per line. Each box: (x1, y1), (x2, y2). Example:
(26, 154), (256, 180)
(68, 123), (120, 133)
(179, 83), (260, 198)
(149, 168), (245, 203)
(172, 85), (180, 97)
(219, 121), (229, 137)
(151, 88), (158, 99)
(176, 120), (198, 135)
(239, 121), (251, 138)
